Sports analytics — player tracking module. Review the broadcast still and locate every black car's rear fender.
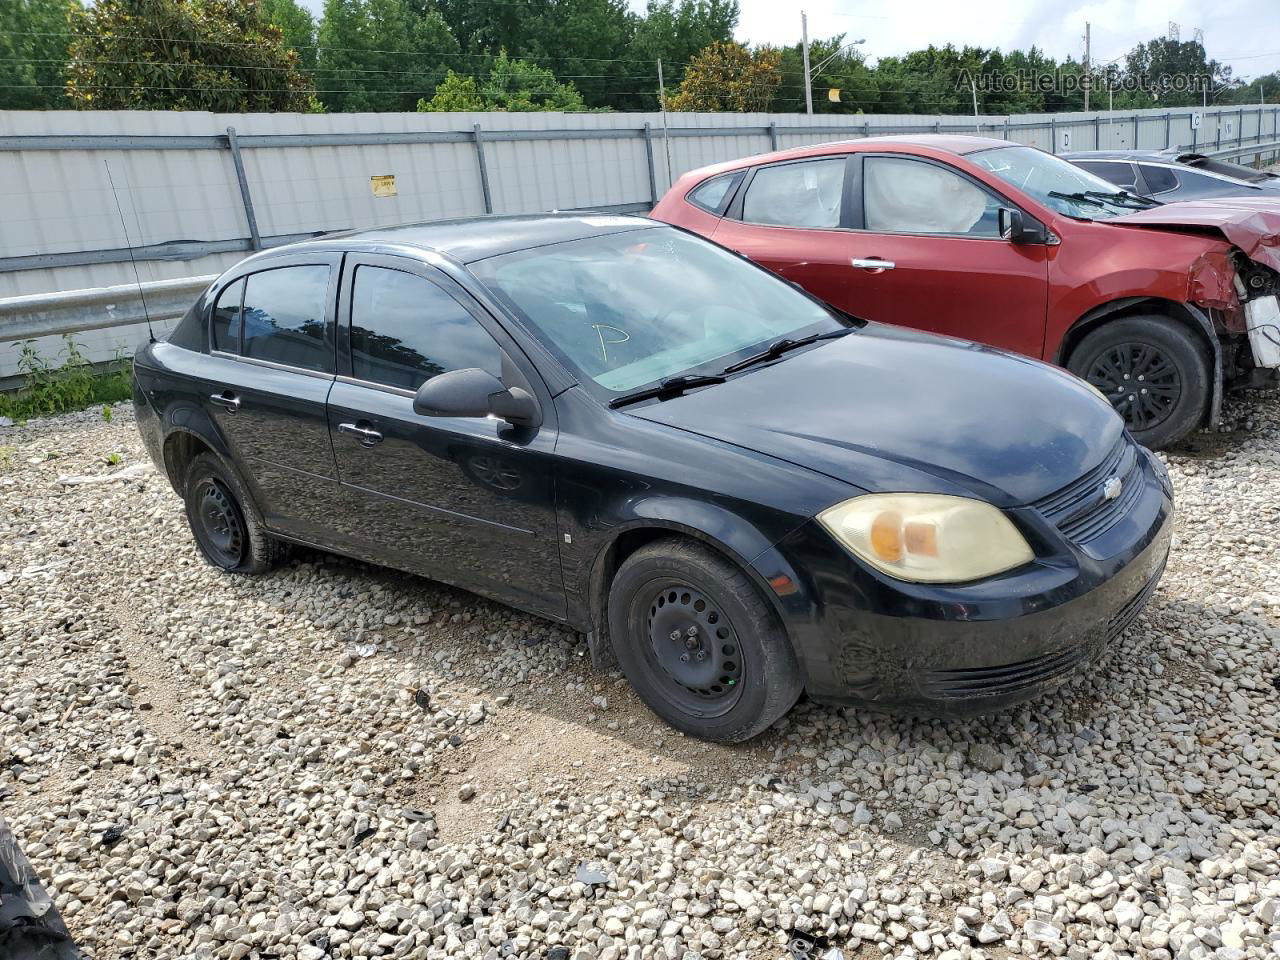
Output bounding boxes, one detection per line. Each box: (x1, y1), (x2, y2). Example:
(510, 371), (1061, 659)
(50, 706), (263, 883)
(133, 343), (236, 496)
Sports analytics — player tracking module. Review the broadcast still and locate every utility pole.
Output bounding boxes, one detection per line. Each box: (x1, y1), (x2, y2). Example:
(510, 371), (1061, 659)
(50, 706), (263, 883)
(971, 77), (979, 131)
(801, 11), (813, 115)
(1083, 22), (1091, 111)
(657, 59), (672, 190)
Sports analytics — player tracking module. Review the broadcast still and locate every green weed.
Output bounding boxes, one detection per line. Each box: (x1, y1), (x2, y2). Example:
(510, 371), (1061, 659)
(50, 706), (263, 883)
(0, 338), (133, 422)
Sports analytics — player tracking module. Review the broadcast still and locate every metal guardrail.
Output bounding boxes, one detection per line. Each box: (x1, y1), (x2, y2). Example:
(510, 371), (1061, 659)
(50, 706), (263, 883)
(1205, 139), (1280, 161)
(0, 275), (213, 344)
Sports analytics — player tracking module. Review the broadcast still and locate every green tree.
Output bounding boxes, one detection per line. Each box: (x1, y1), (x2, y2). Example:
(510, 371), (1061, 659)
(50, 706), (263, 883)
(66, 0), (314, 110)
(1228, 71), (1279, 105)
(430, 0), (635, 111)
(666, 40), (780, 112)
(260, 0), (316, 71)
(1123, 30), (1235, 107)
(775, 34), (876, 114)
(419, 51), (586, 111)
(626, 0), (736, 107)
(0, 0), (81, 108)
(419, 69), (484, 110)
(315, 0), (458, 111)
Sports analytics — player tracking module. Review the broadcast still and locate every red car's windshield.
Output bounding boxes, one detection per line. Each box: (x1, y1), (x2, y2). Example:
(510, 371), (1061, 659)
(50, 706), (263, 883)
(971, 145), (1143, 221)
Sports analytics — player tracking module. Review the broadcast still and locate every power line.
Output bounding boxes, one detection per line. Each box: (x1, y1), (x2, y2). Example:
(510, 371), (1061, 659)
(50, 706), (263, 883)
(4, 29), (698, 69)
(0, 55), (666, 83)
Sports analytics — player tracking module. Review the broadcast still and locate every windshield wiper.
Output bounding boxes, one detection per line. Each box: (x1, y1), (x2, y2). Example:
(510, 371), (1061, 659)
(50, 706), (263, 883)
(722, 328), (852, 375)
(1083, 189), (1160, 208)
(608, 373), (726, 409)
(1048, 189), (1108, 209)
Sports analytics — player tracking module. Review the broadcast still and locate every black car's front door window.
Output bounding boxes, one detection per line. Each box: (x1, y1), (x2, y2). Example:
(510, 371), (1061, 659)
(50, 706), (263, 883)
(348, 265), (503, 390)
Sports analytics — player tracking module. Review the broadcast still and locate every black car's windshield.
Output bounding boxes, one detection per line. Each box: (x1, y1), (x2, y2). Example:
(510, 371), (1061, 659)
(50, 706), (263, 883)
(469, 225), (846, 397)
(971, 145), (1145, 220)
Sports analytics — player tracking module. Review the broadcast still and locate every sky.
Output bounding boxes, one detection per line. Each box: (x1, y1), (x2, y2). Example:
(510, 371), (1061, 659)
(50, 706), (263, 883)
(720, 0), (1280, 83)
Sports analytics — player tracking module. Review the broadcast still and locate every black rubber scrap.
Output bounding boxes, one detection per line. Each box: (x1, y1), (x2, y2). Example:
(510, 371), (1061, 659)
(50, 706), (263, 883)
(0, 817), (85, 959)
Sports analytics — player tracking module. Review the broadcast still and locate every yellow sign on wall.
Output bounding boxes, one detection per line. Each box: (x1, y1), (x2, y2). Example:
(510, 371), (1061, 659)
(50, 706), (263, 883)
(371, 175), (397, 198)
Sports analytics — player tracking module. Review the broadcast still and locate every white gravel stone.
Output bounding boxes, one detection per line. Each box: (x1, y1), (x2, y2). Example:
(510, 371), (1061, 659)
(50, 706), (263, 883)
(2, 396), (1279, 960)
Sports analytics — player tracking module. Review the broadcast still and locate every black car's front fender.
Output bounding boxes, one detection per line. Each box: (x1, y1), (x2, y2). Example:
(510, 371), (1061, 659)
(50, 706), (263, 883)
(574, 498), (814, 670)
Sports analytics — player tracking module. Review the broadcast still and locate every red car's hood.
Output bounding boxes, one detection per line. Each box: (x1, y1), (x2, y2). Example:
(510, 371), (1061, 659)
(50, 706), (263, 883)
(1110, 198), (1280, 272)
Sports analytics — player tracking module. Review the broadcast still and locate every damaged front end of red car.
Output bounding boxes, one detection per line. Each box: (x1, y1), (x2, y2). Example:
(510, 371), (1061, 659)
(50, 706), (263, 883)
(1122, 204), (1280, 391)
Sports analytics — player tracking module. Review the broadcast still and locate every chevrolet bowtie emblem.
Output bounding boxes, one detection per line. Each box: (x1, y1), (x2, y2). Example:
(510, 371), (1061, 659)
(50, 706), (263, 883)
(1102, 476), (1123, 501)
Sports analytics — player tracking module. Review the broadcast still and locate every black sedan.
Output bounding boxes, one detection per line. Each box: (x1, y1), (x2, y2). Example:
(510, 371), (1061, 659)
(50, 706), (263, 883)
(1063, 149), (1280, 201)
(133, 215), (1173, 742)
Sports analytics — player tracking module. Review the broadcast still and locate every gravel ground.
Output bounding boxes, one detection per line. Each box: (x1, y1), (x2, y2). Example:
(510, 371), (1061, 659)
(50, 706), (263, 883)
(1, 394), (1278, 960)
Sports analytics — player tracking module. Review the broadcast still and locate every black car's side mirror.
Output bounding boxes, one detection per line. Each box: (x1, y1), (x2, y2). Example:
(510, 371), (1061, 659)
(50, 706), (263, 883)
(412, 367), (542, 428)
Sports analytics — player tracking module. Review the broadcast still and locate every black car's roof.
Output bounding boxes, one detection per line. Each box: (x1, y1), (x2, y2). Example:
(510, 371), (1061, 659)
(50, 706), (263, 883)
(297, 213), (658, 264)
(1061, 149), (1186, 161)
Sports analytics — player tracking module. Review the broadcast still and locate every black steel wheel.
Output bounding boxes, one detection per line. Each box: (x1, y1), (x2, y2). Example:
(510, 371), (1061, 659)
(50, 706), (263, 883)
(644, 581), (744, 716)
(183, 452), (284, 574)
(193, 477), (247, 568)
(608, 537), (802, 743)
(1067, 315), (1210, 450)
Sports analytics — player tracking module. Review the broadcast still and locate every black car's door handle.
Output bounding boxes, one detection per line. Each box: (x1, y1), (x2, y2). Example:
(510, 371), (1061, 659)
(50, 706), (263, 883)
(338, 422), (384, 447)
(210, 392), (241, 412)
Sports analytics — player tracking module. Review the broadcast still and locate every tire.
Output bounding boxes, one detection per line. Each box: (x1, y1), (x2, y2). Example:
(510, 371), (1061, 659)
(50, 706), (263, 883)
(1066, 315), (1211, 450)
(607, 537), (803, 743)
(183, 452), (283, 574)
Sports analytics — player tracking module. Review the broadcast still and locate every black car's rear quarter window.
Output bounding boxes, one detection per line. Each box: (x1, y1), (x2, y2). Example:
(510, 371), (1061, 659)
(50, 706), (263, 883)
(240, 265), (330, 371)
(212, 278), (245, 354)
(349, 265), (502, 390)
(1139, 165), (1178, 194)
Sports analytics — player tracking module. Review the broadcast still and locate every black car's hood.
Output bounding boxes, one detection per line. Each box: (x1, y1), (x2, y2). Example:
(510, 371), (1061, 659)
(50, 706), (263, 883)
(628, 323), (1123, 506)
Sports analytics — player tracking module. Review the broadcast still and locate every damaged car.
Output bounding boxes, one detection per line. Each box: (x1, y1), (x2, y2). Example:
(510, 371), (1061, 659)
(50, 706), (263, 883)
(133, 215), (1172, 742)
(652, 136), (1280, 449)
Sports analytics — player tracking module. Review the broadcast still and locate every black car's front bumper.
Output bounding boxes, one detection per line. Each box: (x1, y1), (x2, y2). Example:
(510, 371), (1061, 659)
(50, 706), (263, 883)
(761, 446), (1173, 716)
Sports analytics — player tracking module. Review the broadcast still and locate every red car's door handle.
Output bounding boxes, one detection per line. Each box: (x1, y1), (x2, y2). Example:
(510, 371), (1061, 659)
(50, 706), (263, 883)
(851, 258), (895, 272)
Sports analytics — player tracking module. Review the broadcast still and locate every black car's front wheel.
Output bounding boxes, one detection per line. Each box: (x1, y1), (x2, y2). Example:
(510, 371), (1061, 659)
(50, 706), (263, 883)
(608, 537), (802, 743)
(183, 452), (282, 574)
(1067, 315), (1210, 450)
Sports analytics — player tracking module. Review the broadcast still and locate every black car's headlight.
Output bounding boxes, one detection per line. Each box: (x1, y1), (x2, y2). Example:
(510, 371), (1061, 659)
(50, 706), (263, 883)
(817, 493), (1034, 584)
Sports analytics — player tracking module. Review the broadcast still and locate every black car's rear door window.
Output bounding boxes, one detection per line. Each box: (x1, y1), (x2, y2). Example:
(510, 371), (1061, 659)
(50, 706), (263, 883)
(239, 265), (332, 372)
(347, 264), (503, 390)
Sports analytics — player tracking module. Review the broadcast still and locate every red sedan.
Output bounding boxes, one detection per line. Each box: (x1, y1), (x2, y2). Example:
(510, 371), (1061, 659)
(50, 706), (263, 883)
(651, 135), (1280, 449)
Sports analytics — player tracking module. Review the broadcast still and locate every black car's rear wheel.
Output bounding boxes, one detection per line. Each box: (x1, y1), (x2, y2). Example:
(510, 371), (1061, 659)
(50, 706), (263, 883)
(608, 537), (802, 743)
(1067, 315), (1210, 450)
(183, 452), (282, 574)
